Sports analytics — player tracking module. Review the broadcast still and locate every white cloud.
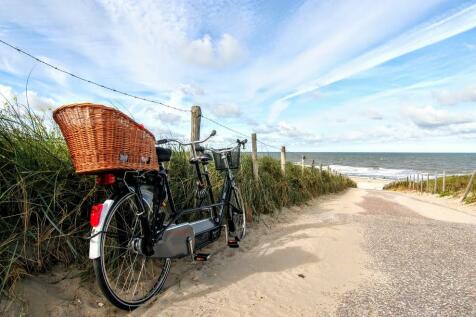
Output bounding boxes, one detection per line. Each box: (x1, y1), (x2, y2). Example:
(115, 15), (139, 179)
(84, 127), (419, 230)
(179, 84), (204, 96)
(209, 103), (241, 118)
(22, 90), (56, 112)
(402, 105), (473, 128)
(0, 84), (15, 101)
(366, 109), (384, 120)
(0, 84), (56, 112)
(218, 34), (244, 64)
(155, 111), (182, 123)
(435, 85), (476, 106)
(268, 99), (289, 122)
(183, 33), (245, 67)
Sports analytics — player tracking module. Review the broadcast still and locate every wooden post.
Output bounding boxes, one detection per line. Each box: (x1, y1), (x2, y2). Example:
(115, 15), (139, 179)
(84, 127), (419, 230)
(434, 173), (438, 193)
(311, 159), (315, 169)
(461, 171), (476, 202)
(426, 174), (429, 192)
(280, 146), (286, 176)
(301, 155), (306, 174)
(420, 174), (423, 193)
(191, 105), (201, 142)
(407, 176), (410, 189)
(251, 133), (259, 181)
(442, 171), (446, 192)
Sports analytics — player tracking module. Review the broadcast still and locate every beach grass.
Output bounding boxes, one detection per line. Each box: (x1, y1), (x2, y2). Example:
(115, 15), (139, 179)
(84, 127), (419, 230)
(0, 98), (355, 296)
(383, 174), (476, 203)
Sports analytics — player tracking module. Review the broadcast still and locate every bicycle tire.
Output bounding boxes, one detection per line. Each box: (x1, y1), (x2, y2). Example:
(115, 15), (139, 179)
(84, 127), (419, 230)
(93, 192), (171, 310)
(229, 186), (246, 240)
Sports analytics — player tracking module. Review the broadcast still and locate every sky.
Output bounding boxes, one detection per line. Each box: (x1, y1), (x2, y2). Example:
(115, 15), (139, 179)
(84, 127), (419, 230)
(1, 0), (476, 152)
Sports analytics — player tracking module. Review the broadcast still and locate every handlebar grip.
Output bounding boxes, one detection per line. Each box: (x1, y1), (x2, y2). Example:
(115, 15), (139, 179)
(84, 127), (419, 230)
(195, 145), (205, 152)
(156, 139), (168, 145)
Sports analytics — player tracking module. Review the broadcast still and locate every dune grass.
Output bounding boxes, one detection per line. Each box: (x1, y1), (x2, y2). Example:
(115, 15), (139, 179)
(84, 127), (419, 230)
(0, 98), (355, 296)
(383, 174), (476, 203)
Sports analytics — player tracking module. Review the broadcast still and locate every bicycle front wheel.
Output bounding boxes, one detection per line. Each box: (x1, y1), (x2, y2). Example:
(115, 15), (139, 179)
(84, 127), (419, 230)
(229, 186), (246, 241)
(93, 192), (171, 310)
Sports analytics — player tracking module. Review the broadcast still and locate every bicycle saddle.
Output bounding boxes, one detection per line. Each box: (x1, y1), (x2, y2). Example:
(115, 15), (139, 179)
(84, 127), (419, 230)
(156, 147), (172, 162)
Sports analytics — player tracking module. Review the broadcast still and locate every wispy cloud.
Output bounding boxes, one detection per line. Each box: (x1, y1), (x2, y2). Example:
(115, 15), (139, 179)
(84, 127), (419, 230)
(269, 2), (476, 120)
(402, 105), (473, 128)
(435, 85), (476, 105)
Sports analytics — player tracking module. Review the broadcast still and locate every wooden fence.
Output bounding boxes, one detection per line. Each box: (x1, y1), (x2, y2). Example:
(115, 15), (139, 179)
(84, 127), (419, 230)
(405, 170), (476, 202)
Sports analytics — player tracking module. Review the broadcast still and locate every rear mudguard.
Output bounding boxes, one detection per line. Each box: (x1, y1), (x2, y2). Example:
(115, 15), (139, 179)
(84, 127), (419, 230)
(89, 199), (114, 259)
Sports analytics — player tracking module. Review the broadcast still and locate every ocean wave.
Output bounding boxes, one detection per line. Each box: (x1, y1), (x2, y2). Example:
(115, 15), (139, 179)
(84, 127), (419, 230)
(329, 164), (412, 180)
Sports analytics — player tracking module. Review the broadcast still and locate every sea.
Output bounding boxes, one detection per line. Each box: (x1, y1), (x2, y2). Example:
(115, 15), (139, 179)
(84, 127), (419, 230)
(257, 152), (476, 180)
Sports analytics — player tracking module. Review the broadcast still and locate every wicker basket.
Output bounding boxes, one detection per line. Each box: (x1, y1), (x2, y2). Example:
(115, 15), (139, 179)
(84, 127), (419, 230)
(53, 103), (159, 174)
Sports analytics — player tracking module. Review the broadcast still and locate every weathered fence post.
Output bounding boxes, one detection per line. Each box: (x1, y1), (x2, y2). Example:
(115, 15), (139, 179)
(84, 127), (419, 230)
(426, 174), (430, 192)
(311, 159), (315, 170)
(420, 174), (423, 193)
(407, 176), (410, 189)
(461, 171), (476, 202)
(251, 133), (259, 181)
(442, 171), (446, 192)
(301, 155), (306, 174)
(434, 173), (438, 193)
(191, 105), (201, 142)
(280, 146), (286, 176)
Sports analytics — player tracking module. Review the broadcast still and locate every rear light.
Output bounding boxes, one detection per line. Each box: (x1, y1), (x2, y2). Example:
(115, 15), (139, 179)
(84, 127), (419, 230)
(96, 174), (116, 185)
(90, 203), (103, 227)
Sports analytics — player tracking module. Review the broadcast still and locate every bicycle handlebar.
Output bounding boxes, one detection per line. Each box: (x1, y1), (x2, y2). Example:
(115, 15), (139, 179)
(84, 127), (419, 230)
(156, 130), (216, 146)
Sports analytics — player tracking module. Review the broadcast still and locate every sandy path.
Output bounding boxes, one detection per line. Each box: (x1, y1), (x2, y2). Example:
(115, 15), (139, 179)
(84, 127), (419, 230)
(136, 193), (372, 317)
(136, 180), (476, 316)
(6, 180), (476, 316)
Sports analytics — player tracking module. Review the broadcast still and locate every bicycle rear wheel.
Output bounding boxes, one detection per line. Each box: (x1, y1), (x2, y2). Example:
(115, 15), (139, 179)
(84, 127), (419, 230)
(93, 192), (171, 310)
(229, 186), (246, 240)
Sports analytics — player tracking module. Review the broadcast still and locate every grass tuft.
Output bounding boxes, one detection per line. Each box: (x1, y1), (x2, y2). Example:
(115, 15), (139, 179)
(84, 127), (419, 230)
(384, 174), (476, 203)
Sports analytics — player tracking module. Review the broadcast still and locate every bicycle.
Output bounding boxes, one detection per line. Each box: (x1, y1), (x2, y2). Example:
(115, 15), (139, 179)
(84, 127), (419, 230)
(88, 130), (247, 310)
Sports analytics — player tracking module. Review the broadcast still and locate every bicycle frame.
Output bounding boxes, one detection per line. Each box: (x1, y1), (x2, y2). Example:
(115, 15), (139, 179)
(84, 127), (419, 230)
(156, 156), (236, 243)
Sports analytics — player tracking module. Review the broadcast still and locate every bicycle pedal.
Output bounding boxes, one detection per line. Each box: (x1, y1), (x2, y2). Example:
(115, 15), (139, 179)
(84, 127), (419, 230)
(227, 240), (239, 248)
(194, 253), (211, 262)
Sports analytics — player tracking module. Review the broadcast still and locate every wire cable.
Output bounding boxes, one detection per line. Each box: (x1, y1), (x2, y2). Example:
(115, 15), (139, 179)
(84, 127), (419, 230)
(202, 115), (280, 150)
(0, 38), (189, 113)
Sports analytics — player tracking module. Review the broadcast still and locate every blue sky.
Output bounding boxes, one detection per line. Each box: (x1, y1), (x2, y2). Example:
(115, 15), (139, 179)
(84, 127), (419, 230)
(1, 0), (476, 152)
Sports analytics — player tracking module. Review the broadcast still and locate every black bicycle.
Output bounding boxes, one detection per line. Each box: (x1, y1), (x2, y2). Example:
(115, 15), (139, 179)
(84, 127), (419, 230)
(88, 130), (247, 310)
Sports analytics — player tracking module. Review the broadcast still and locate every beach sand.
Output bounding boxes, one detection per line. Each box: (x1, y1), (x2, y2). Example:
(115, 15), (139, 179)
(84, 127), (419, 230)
(5, 178), (476, 316)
